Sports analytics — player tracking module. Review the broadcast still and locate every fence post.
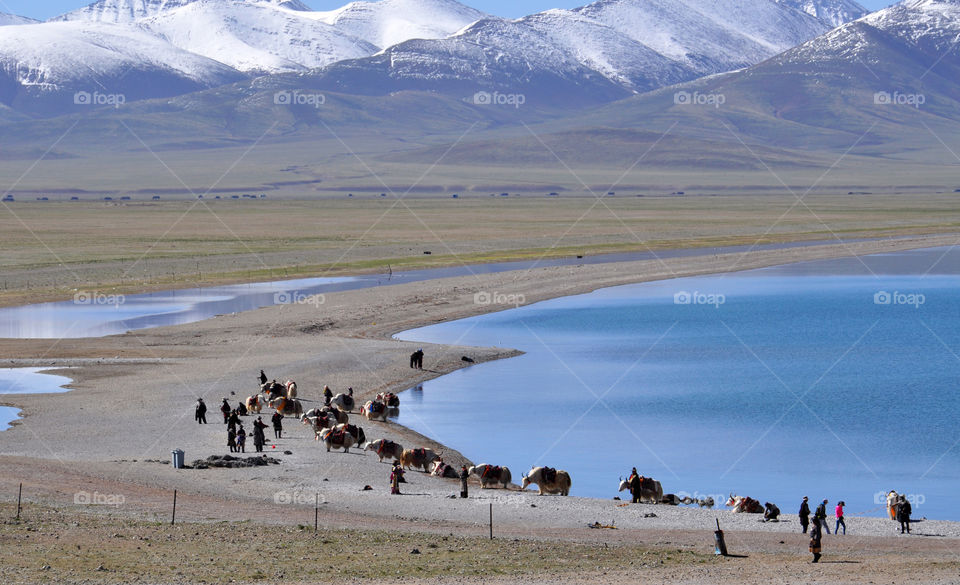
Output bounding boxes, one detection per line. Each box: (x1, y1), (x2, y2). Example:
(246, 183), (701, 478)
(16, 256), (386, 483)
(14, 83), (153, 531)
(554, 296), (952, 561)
(16, 483), (22, 520)
(171, 490), (177, 525)
(314, 493), (319, 532)
(489, 503), (493, 540)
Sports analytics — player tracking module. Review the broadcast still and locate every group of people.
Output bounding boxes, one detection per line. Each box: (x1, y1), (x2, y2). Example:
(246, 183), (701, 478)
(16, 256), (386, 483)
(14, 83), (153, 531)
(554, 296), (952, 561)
(799, 497), (845, 563)
(800, 493), (914, 563)
(223, 399), (283, 453)
(194, 371), (287, 454)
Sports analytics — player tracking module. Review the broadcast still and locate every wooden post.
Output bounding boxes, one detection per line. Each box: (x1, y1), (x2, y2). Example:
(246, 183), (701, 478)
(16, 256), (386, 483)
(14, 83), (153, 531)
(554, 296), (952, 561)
(314, 493), (319, 532)
(488, 504), (493, 539)
(16, 483), (22, 520)
(171, 490), (177, 525)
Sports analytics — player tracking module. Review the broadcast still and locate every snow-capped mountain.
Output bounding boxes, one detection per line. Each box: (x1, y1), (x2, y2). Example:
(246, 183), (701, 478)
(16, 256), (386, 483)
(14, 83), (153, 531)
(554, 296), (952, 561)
(587, 0), (960, 152)
(308, 0), (838, 103)
(574, 0), (830, 76)
(53, 0), (486, 74)
(53, 0), (311, 24)
(0, 0), (876, 117)
(140, 1), (378, 73)
(0, 13), (38, 26)
(0, 20), (245, 114)
(774, 0), (869, 28)
(309, 0), (487, 50)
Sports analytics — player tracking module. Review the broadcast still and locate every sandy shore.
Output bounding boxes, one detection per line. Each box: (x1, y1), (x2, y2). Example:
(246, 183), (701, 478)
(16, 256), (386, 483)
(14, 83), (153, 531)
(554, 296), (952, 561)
(1, 233), (959, 584)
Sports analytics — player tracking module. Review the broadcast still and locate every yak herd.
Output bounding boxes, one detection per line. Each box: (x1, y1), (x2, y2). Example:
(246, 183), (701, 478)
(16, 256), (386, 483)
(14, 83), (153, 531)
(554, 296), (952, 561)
(251, 379), (761, 508)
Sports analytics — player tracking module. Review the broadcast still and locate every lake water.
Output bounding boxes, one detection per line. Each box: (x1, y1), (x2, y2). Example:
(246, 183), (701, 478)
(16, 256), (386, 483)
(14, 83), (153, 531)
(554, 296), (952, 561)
(395, 247), (960, 520)
(0, 368), (74, 430)
(0, 238), (881, 339)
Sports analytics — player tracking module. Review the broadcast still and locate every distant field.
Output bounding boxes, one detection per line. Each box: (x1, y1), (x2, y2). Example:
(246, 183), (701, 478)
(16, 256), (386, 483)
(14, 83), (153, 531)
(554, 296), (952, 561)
(1, 193), (958, 307)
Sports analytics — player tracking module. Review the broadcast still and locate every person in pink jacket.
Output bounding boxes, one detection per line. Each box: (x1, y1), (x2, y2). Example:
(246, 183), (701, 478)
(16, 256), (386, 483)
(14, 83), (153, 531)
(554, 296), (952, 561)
(835, 501), (846, 535)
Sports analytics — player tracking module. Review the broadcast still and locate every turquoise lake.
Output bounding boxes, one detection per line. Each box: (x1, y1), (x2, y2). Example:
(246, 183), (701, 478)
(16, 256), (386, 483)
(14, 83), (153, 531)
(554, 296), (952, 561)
(396, 247), (960, 520)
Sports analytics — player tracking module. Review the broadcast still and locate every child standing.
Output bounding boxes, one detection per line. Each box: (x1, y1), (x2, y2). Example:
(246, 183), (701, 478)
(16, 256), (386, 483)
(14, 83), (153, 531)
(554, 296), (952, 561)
(391, 461), (405, 495)
(236, 426), (246, 453)
(809, 516), (823, 563)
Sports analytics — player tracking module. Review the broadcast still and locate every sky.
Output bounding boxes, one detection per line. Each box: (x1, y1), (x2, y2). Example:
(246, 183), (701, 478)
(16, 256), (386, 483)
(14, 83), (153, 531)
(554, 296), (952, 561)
(1, 0), (898, 21)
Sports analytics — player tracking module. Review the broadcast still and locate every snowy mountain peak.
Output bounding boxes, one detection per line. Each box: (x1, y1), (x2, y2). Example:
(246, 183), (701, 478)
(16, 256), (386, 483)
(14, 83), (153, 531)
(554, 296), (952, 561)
(774, 0), (869, 28)
(52, 0), (310, 23)
(53, 0), (201, 23)
(313, 0), (487, 49)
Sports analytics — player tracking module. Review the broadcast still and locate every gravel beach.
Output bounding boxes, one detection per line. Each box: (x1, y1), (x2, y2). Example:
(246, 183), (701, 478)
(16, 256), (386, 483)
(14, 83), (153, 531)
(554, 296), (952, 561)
(2, 233), (959, 584)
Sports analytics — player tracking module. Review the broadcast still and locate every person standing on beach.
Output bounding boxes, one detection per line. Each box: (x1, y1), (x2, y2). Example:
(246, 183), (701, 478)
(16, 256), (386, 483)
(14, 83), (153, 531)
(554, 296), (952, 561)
(835, 501), (846, 535)
(220, 398), (231, 424)
(253, 416), (267, 452)
(236, 426), (246, 453)
(227, 427), (236, 453)
(809, 516), (823, 563)
(271, 411), (283, 439)
(259, 370), (267, 385)
(897, 495), (912, 534)
(195, 398), (207, 424)
(799, 496), (810, 533)
(628, 468), (642, 504)
(391, 461), (404, 495)
(323, 385), (333, 406)
(815, 499), (830, 534)
(459, 465), (469, 498)
(228, 410), (240, 430)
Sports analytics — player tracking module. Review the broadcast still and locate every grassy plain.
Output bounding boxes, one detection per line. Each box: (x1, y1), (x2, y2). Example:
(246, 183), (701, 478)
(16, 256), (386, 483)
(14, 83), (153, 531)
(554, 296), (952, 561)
(1, 193), (959, 307)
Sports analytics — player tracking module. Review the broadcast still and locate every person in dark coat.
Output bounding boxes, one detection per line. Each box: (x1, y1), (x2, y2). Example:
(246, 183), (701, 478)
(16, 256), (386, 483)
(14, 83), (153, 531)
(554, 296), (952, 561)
(323, 385), (333, 406)
(236, 401), (247, 417)
(227, 410), (240, 430)
(195, 398), (207, 424)
(809, 516), (823, 563)
(459, 465), (469, 498)
(220, 398), (231, 424)
(799, 496), (810, 533)
(253, 416), (267, 452)
(628, 468), (642, 504)
(271, 411), (283, 439)
(815, 499), (831, 534)
(227, 427), (237, 453)
(763, 502), (781, 522)
(897, 495), (912, 534)
(259, 370), (267, 385)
